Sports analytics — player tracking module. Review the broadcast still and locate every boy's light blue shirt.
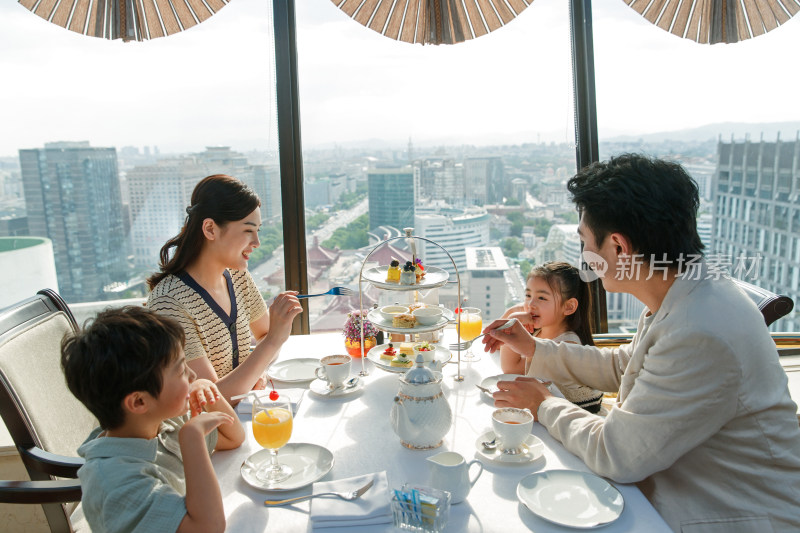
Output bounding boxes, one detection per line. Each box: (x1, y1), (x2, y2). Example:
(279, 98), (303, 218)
(77, 414), (218, 533)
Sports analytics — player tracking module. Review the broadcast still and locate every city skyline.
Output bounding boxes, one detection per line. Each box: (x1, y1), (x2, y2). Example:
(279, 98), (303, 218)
(1, 0), (799, 158)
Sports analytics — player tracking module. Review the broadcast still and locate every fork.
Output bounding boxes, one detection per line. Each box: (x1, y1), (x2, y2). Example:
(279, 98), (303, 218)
(449, 318), (516, 351)
(264, 478), (374, 506)
(297, 286), (354, 299)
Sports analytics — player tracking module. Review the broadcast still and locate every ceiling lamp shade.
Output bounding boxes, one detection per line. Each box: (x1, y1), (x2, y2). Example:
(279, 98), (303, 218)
(625, 0), (800, 44)
(331, 0), (534, 45)
(17, 0), (231, 42)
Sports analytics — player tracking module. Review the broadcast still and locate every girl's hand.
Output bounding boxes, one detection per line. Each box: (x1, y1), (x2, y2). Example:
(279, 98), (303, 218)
(266, 292), (303, 345)
(189, 379), (221, 417)
(508, 311), (536, 333)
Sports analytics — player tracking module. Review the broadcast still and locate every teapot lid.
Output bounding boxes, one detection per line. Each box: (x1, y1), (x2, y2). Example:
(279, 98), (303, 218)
(403, 354), (436, 384)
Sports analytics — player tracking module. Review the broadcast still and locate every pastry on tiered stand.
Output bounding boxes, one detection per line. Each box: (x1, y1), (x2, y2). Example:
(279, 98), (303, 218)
(400, 261), (416, 285)
(385, 260), (401, 283)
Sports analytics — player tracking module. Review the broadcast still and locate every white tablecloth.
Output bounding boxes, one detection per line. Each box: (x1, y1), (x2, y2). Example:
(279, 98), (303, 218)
(212, 332), (670, 532)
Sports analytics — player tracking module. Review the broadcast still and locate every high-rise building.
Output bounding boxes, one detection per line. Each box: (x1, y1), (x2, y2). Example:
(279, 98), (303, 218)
(19, 141), (128, 302)
(127, 147), (280, 269)
(465, 247), (509, 319)
(415, 205), (490, 276)
(712, 137), (799, 331)
(464, 157), (504, 205)
(417, 158), (463, 203)
(367, 167), (415, 231)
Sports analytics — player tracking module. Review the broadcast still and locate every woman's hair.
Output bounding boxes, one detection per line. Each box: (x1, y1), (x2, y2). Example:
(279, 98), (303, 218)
(147, 174), (260, 290)
(528, 261), (594, 346)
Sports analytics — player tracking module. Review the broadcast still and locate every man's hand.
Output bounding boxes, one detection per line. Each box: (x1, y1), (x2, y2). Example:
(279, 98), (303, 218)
(493, 377), (553, 419)
(266, 292), (303, 346)
(189, 379), (221, 417)
(481, 317), (537, 356)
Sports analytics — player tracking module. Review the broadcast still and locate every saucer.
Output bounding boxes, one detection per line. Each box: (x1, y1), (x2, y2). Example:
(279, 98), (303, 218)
(241, 443), (334, 491)
(267, 358), (320, 383)
(517, 470), (624, 528)
(474, 431), (544, 464)
(309, 377), (364, 397)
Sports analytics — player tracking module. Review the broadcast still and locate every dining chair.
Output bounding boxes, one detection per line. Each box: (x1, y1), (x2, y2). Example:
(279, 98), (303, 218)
(0, 288), (95, 533)
(731, 278), (794, 327)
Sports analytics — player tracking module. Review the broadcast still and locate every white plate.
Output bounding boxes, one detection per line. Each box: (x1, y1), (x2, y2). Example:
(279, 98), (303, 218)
(309, 377), (364, 397)
(367, 308), (450, 334)
(241, 443), (334, 492)
(362, 265), (450, 291)
(474, 431), (544, 465)
(267, 358), (320, 383)
(479, 374), (562, 404)
(517, 470), (624, 529)
(366, 343), (452, 373)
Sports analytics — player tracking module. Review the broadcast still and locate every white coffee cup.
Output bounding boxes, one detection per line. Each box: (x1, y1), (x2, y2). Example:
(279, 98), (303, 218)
(492, 407), (534, 453)
(315, 355), (351, 388)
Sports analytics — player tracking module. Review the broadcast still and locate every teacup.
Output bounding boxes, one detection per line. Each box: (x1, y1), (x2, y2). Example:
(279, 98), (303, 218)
(492, 407), (533, 453)
(315, 355), (351, 388)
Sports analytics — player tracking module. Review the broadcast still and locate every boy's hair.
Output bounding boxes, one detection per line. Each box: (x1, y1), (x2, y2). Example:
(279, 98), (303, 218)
(567, 153), (704, 265)
(528, 261), (594, 346)
(61, 306), (185, 430)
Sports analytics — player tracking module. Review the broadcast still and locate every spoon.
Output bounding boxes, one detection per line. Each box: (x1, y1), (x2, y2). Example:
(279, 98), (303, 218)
(330, 376), (359, 393)
(481, 437), (497, 451)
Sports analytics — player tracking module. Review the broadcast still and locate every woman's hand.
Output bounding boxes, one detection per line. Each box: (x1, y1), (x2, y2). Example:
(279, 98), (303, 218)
(265, 291), (303, 345)
(189, 379), (222, 417)
(481, 317), (537, 356)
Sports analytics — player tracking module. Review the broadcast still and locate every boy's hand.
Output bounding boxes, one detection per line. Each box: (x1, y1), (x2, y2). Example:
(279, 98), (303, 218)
(181, 411), (235, 437)
(189, 379), (221, 417)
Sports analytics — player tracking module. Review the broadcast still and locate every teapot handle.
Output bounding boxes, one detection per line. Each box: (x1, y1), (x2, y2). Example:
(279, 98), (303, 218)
(467, 460), (484, 486)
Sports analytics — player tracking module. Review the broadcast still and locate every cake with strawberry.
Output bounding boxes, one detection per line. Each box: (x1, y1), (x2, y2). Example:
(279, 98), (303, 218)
(380, 343), (397, 361)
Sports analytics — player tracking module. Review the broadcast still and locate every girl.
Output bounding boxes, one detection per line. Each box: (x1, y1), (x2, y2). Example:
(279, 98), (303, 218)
(146, 174), (303, 402)
(499, 261), (602, 413)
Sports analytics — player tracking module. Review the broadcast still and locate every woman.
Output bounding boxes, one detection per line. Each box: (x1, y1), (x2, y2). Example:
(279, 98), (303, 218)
(146, 174), (302, 401)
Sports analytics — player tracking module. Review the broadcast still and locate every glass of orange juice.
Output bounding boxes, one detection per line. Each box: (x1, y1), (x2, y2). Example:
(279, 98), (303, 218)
(458, 307), (483, 362)
(252, 397), (293, 483)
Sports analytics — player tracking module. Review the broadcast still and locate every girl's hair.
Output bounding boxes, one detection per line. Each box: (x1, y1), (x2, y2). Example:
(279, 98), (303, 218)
(528, 261), (594, 346)
(146, 174), (260, 290)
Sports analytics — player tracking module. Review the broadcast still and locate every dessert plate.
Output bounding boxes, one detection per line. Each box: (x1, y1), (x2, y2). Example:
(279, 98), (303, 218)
(474, 431), (544, 465)
(516, 470), (624, 529)
(241, 443), (334, 492)
(267, 358), (320, 383)
(308, 377), (364, 397)
(362, 265), (449, 291)
(366, 343), (452, 373)
(366, 308), (449, 334)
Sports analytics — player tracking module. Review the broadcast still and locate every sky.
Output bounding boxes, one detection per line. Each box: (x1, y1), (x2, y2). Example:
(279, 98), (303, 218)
(1, 0), (798, 158)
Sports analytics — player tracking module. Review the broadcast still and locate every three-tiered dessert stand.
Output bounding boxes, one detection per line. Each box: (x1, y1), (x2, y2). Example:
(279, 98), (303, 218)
(355, 228), (466, 381)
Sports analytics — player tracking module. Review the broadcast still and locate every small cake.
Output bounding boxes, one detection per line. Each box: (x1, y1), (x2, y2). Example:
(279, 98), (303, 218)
(414, 258), (426, 282)
(390, 352), (413, 368)
(400, 261), (416, 285)
(399, 342), (414, 356)
(413, 341), (435, 363)
(408, 302), (426, 312)
(392, 313), (416, 328)
(385, 259), (401, 283)
(380, 343), (397, 361)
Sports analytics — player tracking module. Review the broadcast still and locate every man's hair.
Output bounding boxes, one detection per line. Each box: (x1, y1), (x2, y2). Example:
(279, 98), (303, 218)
(61, 306), (185, 430)
(567, 153), (704, 264)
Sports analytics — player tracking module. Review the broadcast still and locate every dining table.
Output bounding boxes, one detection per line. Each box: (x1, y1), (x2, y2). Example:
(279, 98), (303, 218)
(211, 330), (671, 532)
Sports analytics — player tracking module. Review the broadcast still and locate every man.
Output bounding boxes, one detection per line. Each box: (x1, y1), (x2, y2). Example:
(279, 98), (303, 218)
(483, 154), (800, 532)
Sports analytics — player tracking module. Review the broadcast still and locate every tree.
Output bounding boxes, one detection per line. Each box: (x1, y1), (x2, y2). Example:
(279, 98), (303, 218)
(323, 213), (369, 250)
(501, 237), (524, 259)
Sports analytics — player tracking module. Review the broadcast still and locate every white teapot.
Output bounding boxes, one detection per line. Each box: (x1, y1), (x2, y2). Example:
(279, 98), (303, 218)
(390, 355), (452, 449)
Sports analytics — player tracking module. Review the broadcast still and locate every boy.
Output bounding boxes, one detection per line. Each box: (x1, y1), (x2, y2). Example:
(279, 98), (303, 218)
(62, 306), (245, 533)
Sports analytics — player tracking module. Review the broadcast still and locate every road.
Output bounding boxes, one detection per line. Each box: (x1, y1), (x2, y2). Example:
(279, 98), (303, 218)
(250, 197), (368, 293)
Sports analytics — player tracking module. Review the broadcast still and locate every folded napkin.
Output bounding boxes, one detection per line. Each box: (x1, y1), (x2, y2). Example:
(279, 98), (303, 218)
(235, 388), (305, 416)
(310, 471), (392, 529)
